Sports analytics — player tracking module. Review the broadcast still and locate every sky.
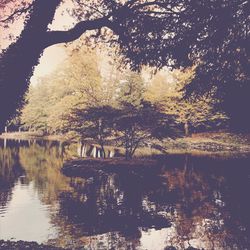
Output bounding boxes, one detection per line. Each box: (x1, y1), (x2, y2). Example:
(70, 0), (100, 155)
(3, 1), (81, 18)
(30, 46), (67, 85)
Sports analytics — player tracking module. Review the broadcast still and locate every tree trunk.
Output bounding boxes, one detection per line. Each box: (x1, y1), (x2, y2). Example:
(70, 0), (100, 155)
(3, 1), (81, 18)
(184, 121), (189, 136)
(100, 144), (106, 158)
(91, 146), (97, 158)
(0, 0), (61, 131)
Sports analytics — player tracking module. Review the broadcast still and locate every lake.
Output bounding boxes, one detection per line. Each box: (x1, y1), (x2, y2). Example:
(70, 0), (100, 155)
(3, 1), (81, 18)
(0, 139), (250, 249)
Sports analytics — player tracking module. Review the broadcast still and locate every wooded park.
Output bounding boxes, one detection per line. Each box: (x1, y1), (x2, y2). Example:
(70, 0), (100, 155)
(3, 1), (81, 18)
(0, 0), (249, 249)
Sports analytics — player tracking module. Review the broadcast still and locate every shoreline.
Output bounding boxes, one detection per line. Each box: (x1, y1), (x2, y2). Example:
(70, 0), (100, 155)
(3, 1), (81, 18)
(1, 131), (250, 156)
(0, 132), (70, 142)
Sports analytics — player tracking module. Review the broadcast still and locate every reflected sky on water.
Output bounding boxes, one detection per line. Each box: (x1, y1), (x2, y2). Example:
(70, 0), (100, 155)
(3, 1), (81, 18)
(0, 139), (250, 249)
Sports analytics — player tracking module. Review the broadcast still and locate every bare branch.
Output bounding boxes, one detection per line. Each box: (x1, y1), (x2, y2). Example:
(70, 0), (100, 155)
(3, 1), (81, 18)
(137, 10), (179, 16)
(131, 1), (181, 14)
(0, 3), (33, 23)
(79, 2), (106, 17)
(124, 0), (138, 8)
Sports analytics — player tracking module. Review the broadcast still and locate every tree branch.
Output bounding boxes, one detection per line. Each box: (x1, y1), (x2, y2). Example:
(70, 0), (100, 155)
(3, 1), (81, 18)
(137, 10), (179, 16)
(78, 2), (106, 17)
(45, 16), (112, 47)
(124, 0), (138, 8)
(0, 3), (33, 23)
(131, 1), (181, 15)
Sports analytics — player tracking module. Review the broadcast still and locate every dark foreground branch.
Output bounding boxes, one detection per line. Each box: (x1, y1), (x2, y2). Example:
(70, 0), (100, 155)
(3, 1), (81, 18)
(45, 16), (111, 47)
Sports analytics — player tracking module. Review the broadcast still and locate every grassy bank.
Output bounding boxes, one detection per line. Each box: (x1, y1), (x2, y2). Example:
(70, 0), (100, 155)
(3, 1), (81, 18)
(157, 132), (250, 156)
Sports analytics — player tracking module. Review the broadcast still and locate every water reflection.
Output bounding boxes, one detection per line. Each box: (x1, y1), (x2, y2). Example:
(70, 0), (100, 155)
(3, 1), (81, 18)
(0, 178), (57, 242)
(0, 139), (250, 249)
(0, 144), (24, 211)
(0, 140), (72, 243)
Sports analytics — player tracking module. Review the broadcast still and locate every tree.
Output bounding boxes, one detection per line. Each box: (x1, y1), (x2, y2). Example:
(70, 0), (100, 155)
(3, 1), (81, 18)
(0, 0), (61, 131)
(114, 70), (178, 158)
(67, 101), (177, 160)
(145, 68), (228, 135)
(67, 105), (120, 158)
(115, 101), (177, 159)
(0, 0), (248, 131)
(20, 76), (53, 132)
(20, 46), (110, 133)
(182, 1), (249, 130)
(117, 70), (145, 108)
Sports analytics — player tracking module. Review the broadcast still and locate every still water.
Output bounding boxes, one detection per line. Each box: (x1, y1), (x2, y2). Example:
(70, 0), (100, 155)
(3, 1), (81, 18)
(0, 139), (250, 249)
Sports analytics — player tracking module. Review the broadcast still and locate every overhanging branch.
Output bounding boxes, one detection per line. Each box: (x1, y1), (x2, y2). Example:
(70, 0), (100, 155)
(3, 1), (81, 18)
(45, 16), (112, 47)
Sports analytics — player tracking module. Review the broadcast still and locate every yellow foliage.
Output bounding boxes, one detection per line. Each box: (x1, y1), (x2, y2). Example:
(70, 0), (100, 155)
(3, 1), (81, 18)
(144, 67), (228, 132)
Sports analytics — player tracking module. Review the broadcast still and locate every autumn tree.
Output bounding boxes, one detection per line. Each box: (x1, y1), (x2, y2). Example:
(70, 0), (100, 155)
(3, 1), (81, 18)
(21, 46), (114, 133)
(0, 0), (248, 131)
(117, 70), (145, 108)
(114, 72), (177, 158)
(20, 79), (51, 132)
(145, 68), (228, 135)
(46, 47), (104, 132)
(63, 68), (178, 159)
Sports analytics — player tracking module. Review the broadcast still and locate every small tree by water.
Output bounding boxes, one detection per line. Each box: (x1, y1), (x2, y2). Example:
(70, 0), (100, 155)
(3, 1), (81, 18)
(67, 105), (120, 158)
(115, 101), (177, 159)
(66, 101), (177, 160)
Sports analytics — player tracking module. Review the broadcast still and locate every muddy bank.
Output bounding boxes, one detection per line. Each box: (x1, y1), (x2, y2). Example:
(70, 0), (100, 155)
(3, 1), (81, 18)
(0, 240), (68, 250)
(62, 150), (250, 178)
(62, 157), (159, 178)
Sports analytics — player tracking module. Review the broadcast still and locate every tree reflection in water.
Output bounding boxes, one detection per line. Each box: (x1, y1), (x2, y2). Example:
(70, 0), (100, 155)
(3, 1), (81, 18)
(18, 141), (72, 204)
(57, 155), (250, 249)
(0, 143), (24, 209)
(0, 139), (250, 249)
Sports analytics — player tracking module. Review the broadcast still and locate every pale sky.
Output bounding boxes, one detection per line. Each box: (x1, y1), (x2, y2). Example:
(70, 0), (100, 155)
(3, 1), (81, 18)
(30, 45), (67, 85)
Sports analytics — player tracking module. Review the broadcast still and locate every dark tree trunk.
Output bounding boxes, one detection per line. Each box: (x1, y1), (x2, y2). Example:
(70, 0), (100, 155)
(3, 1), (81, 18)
(0, 0), (61, 131)
(100, 144), (106, 159)
(184, 121), (189, 136)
